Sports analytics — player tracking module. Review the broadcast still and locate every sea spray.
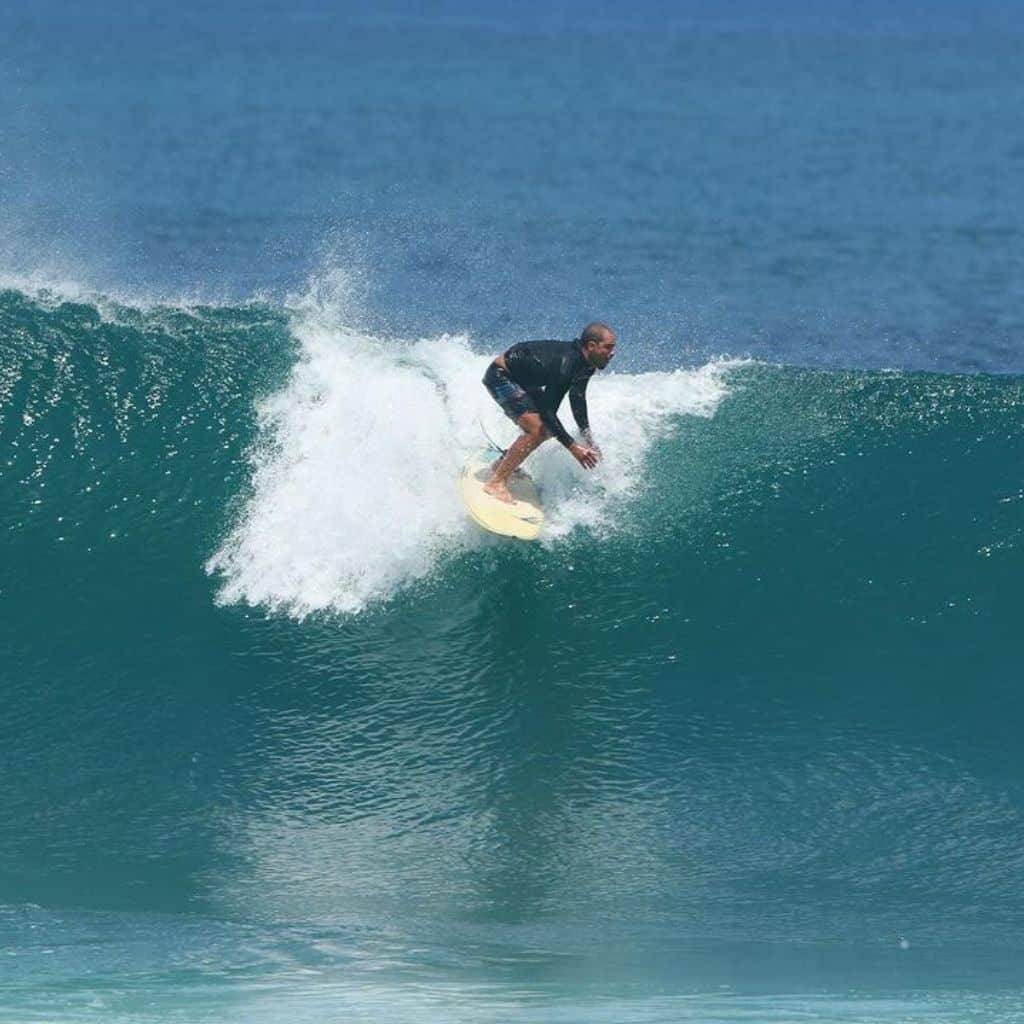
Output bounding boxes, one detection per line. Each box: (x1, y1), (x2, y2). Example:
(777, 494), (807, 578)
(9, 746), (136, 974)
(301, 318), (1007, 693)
(205, 280), (736, 615)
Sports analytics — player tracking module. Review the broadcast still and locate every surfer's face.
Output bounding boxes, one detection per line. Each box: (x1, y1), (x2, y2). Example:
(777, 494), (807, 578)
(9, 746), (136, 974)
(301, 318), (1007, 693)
(586, 335), (616, 369)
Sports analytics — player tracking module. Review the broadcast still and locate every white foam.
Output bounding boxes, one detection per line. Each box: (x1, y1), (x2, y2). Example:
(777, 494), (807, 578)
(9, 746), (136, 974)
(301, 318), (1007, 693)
(531, 361), (738, 542)
(207, 280), (737, 617)
(0, 267), (245, 320)
(0, 269), (99, 308)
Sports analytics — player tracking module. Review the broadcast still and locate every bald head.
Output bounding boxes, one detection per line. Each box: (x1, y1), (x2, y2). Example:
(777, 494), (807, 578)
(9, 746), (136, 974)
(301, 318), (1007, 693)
(580, 322), (616, 346)
(579, 322), (617, 369)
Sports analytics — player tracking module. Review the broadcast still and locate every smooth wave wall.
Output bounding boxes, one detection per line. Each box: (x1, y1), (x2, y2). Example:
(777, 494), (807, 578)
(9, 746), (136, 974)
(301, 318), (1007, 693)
(2, 281), (1022, 945)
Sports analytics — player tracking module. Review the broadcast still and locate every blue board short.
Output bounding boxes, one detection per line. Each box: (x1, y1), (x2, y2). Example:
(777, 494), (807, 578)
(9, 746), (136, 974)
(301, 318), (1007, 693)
(482, 361), (538, 422)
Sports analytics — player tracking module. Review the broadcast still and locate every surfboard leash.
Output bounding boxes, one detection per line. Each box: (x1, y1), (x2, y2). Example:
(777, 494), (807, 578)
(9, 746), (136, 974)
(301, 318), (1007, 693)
(478, 418), (507, 456)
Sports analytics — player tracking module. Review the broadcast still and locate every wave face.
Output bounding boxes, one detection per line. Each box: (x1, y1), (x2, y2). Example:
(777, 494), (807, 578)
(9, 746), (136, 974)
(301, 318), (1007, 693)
(2, 284), (1024, 1016)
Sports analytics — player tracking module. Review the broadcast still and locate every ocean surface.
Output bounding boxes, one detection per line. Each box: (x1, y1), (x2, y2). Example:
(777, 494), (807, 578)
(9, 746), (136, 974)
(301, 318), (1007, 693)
(2, 2), (1023, 1021)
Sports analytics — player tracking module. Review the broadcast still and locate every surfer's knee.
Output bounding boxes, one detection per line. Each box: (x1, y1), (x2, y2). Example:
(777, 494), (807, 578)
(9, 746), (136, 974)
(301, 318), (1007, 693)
(519, 414), (547, 441)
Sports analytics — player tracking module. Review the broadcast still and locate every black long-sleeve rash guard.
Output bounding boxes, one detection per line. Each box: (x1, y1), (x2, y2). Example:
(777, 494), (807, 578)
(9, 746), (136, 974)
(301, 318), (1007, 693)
(503, 339), (595, 448)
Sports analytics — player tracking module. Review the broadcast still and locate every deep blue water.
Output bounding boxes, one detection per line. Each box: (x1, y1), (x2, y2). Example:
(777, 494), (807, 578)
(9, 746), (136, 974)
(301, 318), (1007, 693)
(4, 0), (1024, 370)
(2, 2), (1023, 1020)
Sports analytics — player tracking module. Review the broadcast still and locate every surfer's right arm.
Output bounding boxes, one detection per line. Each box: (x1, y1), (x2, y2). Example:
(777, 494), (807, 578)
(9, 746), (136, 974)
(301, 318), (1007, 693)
(550, 407), (600, 467)
(543, 413), (598, 468)
(569, 442), (600, 469)
(534, 385), (597, 467)
(569, 377), (601, 461)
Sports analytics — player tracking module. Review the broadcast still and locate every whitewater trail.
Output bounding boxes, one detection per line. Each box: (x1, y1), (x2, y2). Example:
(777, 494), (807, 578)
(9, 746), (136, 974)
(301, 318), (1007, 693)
(205, 284), (736, 617)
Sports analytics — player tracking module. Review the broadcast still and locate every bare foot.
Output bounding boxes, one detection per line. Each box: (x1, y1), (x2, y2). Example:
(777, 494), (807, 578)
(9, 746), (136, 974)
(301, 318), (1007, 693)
(483, 478), (514, 503)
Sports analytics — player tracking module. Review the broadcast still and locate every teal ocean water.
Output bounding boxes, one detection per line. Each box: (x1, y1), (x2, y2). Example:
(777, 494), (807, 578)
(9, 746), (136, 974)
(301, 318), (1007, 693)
(4, 0), (1024, 1017)
(2, 285), (1022, 1019)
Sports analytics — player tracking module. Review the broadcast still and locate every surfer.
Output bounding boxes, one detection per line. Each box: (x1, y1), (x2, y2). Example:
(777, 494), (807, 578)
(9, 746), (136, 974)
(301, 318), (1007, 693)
(481, 322), (616, 503)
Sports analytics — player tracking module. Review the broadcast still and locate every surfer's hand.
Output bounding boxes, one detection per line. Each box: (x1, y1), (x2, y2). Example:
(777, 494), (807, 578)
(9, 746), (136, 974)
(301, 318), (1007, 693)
(570, 443), (600, 469)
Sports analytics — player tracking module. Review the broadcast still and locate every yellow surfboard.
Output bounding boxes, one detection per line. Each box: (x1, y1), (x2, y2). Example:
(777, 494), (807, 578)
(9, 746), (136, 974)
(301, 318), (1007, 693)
(458, 454), (545, 541)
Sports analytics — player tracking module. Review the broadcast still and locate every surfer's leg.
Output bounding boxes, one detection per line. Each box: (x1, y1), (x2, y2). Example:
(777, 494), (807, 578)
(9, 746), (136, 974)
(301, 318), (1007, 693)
(489, 457), (526, 478)
(484, 413), (548, 502)
(481, 363), (545, 500)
